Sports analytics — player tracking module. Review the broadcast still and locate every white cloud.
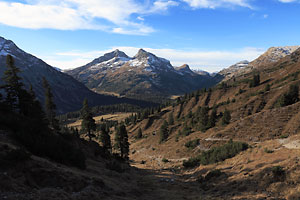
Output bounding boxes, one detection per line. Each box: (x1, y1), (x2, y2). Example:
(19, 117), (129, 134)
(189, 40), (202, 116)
(263, 14), (268, 19)
(278, 0), (298, 2)
(0, 0), (178, 35)
(44, 47), (265, 72)
(182, 0), (252, 9)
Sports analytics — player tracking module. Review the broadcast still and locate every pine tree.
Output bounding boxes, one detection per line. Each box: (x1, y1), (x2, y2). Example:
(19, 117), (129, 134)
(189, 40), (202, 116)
(159, 120), (169, 143)
(222, 109), (231, 125)
(115, 124), (129, 160)
(168, 111), (174, 125)
(2, 55), (23, 111)
(198, 106), (209, 131)
(80, 98), (96, 141)
(43, 77), (59, 131)
(137, 127), (143, 139)
(249, 74), (260, 88)
(99, 124), (112, 154)
(208, 106), (217, 128)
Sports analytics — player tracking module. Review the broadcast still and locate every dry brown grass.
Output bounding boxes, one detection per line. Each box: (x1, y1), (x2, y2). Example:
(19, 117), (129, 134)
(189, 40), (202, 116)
(67, 112), (136, 129)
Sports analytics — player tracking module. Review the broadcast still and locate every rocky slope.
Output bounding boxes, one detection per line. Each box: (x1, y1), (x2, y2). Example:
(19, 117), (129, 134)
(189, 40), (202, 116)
(66, 49), (223, 103)
(219, 46), (300, 81)
(0, 37), (151, 114)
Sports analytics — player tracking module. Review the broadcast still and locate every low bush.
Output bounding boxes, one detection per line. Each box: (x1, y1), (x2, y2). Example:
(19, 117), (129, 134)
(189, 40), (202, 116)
(183, 140), (248, 168)
(185, 139), (200, 149)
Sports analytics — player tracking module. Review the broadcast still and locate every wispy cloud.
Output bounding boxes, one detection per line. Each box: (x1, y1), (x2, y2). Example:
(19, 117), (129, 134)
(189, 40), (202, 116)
(278, 0), (298, 3)
(44, 47), (265, 72)
(181, 0), (253, 9)
(0, 0), (178, 35)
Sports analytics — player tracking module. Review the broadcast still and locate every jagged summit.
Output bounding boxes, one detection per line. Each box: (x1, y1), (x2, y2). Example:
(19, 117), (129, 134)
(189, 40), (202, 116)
(66, 48), (221, 102)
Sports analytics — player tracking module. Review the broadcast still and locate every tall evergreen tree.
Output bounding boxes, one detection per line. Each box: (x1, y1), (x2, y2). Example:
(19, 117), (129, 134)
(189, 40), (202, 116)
(168, 111), (174, 125)
(137, 127), (143, 139)
(198, 106), (209, 131)
(2, 55), (23, 111)
(222, 109), (231, 125)
(80, 98), (96, 141)
(249, 74), (260, 88)
(115, 124), (129, 160)
(159, 120), (169, 143)
(42, 77), (59, 131)
(208, 106), (217, 128)
(99, 124), (112, 154)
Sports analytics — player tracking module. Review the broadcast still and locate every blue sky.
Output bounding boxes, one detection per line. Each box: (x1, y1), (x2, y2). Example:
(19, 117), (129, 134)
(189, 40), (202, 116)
(0, 0), (300, 72)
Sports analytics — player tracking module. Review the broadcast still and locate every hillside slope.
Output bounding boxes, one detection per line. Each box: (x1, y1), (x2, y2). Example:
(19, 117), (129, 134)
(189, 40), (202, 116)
(124, 46), (300, 199)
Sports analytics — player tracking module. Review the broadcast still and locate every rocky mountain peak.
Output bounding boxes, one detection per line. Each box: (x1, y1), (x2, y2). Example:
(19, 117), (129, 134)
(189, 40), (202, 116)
(134, 48), (151, 59)
(176, 64), (194, 75)
(0, 37), (19, 57)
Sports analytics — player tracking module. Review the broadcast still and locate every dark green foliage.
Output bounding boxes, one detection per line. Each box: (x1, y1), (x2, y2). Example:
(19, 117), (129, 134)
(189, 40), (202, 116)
(183, 157), (199, 168)
(115, 124), (129, 160)
(222, 109), (231, 125)
(205, 169), (223, 181)
(168, 111), (174, 125)
(183, 140), (248, 168)
(185, 139), (200, 149)
(208, 106), (217, 128)
(159, 120), (169, 143)
(197, 106), (209, 132)
(162, 158), (169, 163)
(0, 55), (86, 169)
(137, 127), (143, 139)
(265, 84), (271, 92)
(99, 124), (112, 155)
(43, 77), (59, 131)
(264, 148), (274, 153)
(7, 115), (86, 169)
(1, 55), (23, 111)
(181, 123), (192, 136)
(249, 74), (260, 88)
(80, 98), (96, 141)
(278, 84), (299, 107)
(271, 166), (285, 177)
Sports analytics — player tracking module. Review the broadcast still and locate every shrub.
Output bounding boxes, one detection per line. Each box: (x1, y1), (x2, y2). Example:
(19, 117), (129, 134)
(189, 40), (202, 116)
(183, 140), (248, 168)
(271, 166), (285, 181)
(185, 139), (200, 149)
(205, 169), (224, 181)
(264, 148), (274, 153)
(162, 158), (169, 163)
(278, 84), (299, 107)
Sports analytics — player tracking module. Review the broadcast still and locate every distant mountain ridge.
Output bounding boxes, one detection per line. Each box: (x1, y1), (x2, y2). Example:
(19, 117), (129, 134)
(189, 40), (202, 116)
(66, 49), (223, 102)
(219, 46), (300, 80)
(0, 37), (153, 114)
